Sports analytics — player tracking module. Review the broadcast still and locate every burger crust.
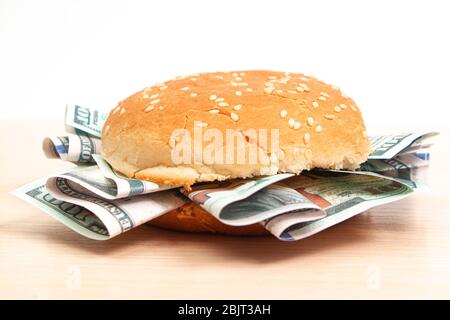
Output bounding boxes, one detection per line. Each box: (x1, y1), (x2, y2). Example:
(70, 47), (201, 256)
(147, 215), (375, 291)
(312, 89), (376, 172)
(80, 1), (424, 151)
(149, 202), (268, 236)
(102, 70), (370, 189)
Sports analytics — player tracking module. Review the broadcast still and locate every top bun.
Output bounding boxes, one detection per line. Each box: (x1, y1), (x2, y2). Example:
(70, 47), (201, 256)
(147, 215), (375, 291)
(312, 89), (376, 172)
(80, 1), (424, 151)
(102, 70), (370, 188)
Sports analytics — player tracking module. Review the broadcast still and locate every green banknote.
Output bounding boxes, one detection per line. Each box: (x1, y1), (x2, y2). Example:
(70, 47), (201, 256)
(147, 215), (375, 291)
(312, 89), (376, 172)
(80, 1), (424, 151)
(12, 178), (187, 240)
(185, 174), (325, 226)
(65, 104), (108, 138)
(267, 171), (414, 240)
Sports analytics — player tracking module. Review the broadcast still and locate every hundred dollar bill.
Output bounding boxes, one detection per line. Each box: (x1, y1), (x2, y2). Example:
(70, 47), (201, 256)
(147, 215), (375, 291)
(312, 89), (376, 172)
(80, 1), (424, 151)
(12, 178), (187, 240)
(46, 155), (173, 200)
(267, 171), (414, 240)
(43, 133), (101, 163)
(368, 132), (438, 160)
(65, 104), (109, 138)
(360, 152), (430, 188)
(185, 174), (325, 226)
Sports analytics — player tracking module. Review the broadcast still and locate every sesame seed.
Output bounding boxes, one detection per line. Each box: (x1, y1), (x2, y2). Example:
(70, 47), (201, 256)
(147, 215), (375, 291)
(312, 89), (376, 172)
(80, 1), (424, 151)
(181, 86), (189, 91)
(307, 117), (314, 126)
(150, 94), (159, 99)
(298, 83), (311, 92)
(104, 125), (110, 135)
(215, 75), (224, 79)
(340, 103), (347, 109)
(232, 72), (238, 77)
(288, 118), (295, 128)
(318, 96), (327, 101)
(120, 108), (126, 115)
(230, 112), (239, 121)
(158, 106), (164, 110)
(156, 82), (166, 87)
(334, 106), (342, 113)
(238, 82), (249, 86)
(112, 106), (120, 114)
(196, 122), (208, 128)
(350, 104), (357, 112)
(235, 77), (242, 81)
(143, 93), (149, 99)
(320, 92), (330, 98)
(215, 97), (225, 102)
(233, 104), (242, 111)
(159, 86), (168, 90)
(363, 131), (367, 138)
(304, 133), (311, 144)
(315, 125), (323, 133)
(246, 88), (253, 92)
(342, 93), (349, 98)
(265, 82), (274, 87)
(264, 87), (275, 94)
(239, 72), (246, 76)
(209, 109), (220, 114)
(144, 105), (154, 112)
(218, 102), (229, 107)
(209, 94), (217, 101)
(296, 86), (305, 92)
(331, 85), (340, 90)
(288, 90), (298, 94)
(275, 90), (283, 93)
(175, 75), (184, 80)
(150, 99), (160, 105)
(235, 90), (242, 96)
(190, 92), (198, 97)
(280, 110), (287, 118)
(324, 114), (335, 120)
(231, 82), (238, 86)
(268, 76), (277, 80)
(190, 77), (197, 81)
(312, 101), (319, 108)
(300, 76), (310, 81)
(294, 122), (301, 130)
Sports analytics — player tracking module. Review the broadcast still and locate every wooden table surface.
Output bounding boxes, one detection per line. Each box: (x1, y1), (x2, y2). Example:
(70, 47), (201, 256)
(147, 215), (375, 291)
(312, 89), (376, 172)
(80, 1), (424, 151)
(1, 120), (449, 299)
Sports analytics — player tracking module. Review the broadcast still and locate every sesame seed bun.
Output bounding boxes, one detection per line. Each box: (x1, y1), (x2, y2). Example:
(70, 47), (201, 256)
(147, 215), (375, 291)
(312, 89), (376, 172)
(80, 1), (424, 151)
(102, 70), (370, 235)
(102, 70), (370, 190)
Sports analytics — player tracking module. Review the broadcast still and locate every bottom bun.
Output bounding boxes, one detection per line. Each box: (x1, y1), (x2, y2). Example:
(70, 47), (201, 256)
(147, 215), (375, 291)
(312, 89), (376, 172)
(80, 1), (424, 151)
(148, 203), (269, 236)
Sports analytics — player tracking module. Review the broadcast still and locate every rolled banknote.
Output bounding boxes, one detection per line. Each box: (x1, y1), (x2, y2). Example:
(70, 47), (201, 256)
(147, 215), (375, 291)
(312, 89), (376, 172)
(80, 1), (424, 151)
(43, 133), (101, 163)
(12, 178), (187, 240)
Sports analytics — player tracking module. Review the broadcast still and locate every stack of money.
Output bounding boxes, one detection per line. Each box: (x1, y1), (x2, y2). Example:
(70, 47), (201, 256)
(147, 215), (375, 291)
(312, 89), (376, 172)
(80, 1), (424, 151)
(12, 104), (438, 241)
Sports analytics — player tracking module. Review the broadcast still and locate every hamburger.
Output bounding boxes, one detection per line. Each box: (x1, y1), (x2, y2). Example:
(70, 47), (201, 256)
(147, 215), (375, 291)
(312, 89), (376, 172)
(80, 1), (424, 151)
(101, 70), (370, 235)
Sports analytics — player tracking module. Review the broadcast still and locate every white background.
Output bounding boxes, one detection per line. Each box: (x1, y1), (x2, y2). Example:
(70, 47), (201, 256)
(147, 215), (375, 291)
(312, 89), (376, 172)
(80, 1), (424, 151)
(1, 0), (449, 133)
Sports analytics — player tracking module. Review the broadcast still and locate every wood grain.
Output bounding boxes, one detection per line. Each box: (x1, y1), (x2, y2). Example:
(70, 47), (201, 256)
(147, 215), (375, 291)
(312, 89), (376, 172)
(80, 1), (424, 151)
(1, 120), (449, 299)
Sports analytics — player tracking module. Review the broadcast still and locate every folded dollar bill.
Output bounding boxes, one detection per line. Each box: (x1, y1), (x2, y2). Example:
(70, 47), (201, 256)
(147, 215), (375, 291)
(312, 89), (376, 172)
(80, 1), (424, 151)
(65, 104), (107, 138)
(45, 154), (173, 200)
(267, 171), (414, 240)
(184, 170), (416, 240)
(12, 178), (187, 240)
